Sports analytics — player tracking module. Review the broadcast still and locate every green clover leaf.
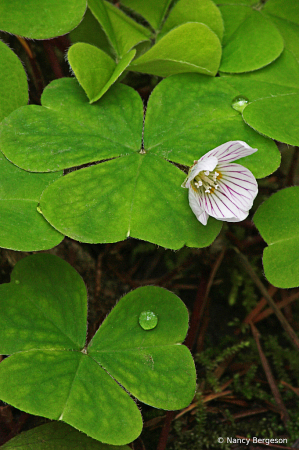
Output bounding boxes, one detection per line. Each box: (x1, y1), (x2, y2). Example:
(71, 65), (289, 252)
(129, 22), (221, 77)
(0, 254), (196, 445)
(70, 8), (116, 58)
(88, 0), (151, 60)
(68, 43), (136, 103)
(0, 0), (87, 39)
(243, 92), (299, 146)
(218, 0), (299, 75)
(221, 48), (299, 145)
(0, 152), (63, 251)
(0, 74), (281, 249)
(0, 77), (222, 249)
(143, 74), (280, 177)
(0, 41), (63, 251)
(158, 0), (223, 41)
(119, 0), (172, 30)
(219, 4), (284, 73)
(87, 0), (222, 78)
(70, 0), (223, 97)
(1, 422), (130, 450)
(264, 0), (299, 32)
(254, 187), (299, 288)
(0, 41), (28, 123)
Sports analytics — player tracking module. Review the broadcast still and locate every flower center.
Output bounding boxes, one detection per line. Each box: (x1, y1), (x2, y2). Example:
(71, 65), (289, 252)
(193, 169), (221, 194)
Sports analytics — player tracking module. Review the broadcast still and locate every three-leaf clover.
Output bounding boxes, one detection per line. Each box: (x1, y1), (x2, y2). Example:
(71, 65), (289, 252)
(0, 74), (281, 250)
(0, 254), (196, 445)
(218, 0), (299, 74)
(68, 0), (223, 101)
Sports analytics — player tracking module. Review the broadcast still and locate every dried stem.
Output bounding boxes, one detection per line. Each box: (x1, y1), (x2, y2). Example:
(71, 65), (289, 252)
(42, 40), (64, 79)
(243, 285), (277, 325)
(16, 37), (44, 97)
(191, 248), (225, 352)
(254, 289), (299, 323)
(250, 322), (289, 426)
(156, 411), (175, 450)
(286, 146), (299, 186)
(234, 248), (299, 351)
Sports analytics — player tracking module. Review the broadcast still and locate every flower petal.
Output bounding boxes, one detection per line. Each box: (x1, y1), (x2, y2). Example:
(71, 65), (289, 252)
(200, 141), (257, 164)
(188, 187), (209, 225)
(218, 163), (258, 205)
(216, 164), (258, 214)
(182, 156), (218, 188)
(202, 189), (249, 222)
(224, 213), (249, 222)
(217, 179), (254, 211)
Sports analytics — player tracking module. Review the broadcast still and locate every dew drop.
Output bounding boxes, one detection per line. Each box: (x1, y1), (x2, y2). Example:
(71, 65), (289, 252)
(139, 311), (158, 330)
(231, 95), (249, 113)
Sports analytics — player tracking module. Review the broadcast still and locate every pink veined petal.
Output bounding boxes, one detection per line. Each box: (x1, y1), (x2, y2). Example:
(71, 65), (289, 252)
(200, 141), (257, 164)
(216, 164), (258, 213)
(218, 163), (258, 199)
(182, 156), (218, 188)
(188, 187), (209, 225)
(202, 189), (248, 221)
(217, 179), (255, 211)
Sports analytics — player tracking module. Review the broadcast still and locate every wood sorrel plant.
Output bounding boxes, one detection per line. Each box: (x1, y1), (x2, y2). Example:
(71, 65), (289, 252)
(0, 254), (195, 445)
(1, 0), (299, 448)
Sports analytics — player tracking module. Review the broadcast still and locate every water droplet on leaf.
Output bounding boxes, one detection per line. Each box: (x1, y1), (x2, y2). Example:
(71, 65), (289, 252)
(139, 311), (158, 330)
(231, 96), (249, 113)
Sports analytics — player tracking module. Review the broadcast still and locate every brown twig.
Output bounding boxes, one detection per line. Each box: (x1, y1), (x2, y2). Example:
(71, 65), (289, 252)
(280, 380), (299, 397)
(196, 308), (210, 353)
(94, 251), (105, 301)
(156, 255), (197, 287)
(281, 289), (294, 324)
(220, 396), (249, 407)
(184, 276), (208, 350)
(229, 406), (268, 420)
(191, 248), (225, 352)
(286, 146), (299, 187)
(250, 322), (289, 426)
(144, 415), (166, 429)
(107, 254), (196, 288)
(16, 36), (44, 97)
(132, 437), (146, 450)
(42, 40), (64, 79)
(172, 283), (198, 290)
(174, 390), (233, 420)
(156, 411), (175, 450)
(243, 285), (277, 325)
(254, 290), (299, 323)
(234, 248), (299, 351)
(51, 36), (70, 53)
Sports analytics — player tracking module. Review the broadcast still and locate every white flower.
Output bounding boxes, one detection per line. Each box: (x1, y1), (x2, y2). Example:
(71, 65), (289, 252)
(182, 141), (258, 225)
